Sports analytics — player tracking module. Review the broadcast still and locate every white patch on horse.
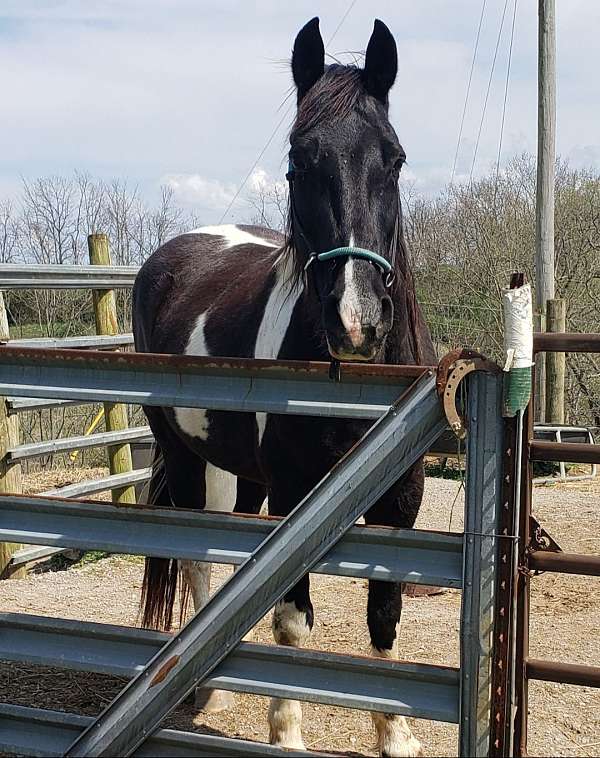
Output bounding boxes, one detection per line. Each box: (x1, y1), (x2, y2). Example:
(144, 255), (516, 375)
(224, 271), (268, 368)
(370, 628), (422, 757)
(205, 463), (237, 512)
(189, 224), (278, 249)
(272, 600), (311, 646)
(180, 559), (211, 610)
(269, 600), (311, 749)
(174, 312), (210, 440)
(339, 258), (364, 347)
(254, 256), (303, 445)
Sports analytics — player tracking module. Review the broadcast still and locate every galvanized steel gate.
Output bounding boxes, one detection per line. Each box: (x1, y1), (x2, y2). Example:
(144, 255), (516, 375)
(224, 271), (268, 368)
(0, 345), (506, 757)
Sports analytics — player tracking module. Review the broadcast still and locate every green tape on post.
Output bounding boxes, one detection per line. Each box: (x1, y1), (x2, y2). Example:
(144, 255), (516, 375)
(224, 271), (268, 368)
(503, 366), (532, 417)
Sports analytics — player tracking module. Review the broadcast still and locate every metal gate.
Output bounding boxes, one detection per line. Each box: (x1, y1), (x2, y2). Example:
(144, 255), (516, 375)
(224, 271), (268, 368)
(502, 332), (600, 757)
(0, 344), (506, 757)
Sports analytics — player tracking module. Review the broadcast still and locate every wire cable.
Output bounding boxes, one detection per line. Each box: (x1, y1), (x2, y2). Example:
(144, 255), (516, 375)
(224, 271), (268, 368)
(494, 0), (518, 196)
(450, 0), (487, 185)
(469, 0), (510, 185)
(218, 0), (358, 223)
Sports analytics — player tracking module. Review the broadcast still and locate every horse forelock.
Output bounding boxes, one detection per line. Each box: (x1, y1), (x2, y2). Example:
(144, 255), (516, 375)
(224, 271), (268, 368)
(292, 65), (365, 136)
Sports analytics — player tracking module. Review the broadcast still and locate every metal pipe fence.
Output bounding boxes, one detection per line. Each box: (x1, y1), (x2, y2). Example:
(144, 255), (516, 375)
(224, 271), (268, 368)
(0, 340), (506, 758)
(510, 334), (600, 758)
(0, 264), (138, 290)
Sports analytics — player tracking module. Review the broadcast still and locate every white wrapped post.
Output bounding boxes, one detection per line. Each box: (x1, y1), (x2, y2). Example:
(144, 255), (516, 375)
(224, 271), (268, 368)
(502, 284), (534, 417)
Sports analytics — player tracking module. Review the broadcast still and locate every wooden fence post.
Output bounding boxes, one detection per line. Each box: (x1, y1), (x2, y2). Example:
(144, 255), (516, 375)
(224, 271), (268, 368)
(88, 234), (136, 504)
(0, 292), (25, 577)
(545, 298), (566, 424)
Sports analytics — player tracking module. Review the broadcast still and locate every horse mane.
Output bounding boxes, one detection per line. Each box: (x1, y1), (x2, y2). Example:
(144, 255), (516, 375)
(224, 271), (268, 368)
(281, 63), (424, 364)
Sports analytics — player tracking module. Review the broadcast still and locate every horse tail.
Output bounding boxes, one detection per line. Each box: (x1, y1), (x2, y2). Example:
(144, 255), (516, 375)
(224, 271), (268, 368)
(140, 444), (181, 630)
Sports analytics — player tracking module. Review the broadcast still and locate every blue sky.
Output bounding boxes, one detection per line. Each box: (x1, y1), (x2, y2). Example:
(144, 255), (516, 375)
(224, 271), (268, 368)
(1, 0), (599, 222)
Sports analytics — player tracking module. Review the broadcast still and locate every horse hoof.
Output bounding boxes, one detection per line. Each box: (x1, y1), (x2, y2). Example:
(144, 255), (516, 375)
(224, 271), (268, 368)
(270, 736), (306, 751)
(194, 688), (234, 713)
(380, 738), (423, 757)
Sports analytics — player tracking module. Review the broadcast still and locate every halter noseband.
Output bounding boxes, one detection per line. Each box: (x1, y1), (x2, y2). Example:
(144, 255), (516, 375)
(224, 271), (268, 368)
(286, 162), (395, 288)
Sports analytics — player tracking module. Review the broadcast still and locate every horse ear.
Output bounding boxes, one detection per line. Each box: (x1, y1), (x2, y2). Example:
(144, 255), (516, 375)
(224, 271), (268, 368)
(292, 17), (325, 101)
(363, 19), (397, 104)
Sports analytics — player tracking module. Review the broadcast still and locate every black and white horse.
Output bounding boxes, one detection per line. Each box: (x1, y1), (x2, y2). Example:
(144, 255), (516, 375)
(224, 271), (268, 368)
(133, 17), (435, 757)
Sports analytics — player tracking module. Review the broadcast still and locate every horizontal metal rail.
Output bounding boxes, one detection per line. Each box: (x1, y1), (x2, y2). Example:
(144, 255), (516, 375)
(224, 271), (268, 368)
(0, 613), (460, 722)
(528, 550), (600, 576)
(8, 426), (152, 461)
(7, 333), (134, 350)
(0, 704), (324, 758)
(533, 332), (600, 353)
(0, 346), (429, 420)
(0, 264), (138, 290)
(7, 396), (93, 412)
(529, 440), (600, 465)
(41, 468), (151, 498)
(526, 658), (600, 688)
(6, 544), (75, 571)
(64, 372), (447, 756)
(0, 493), (463, 587)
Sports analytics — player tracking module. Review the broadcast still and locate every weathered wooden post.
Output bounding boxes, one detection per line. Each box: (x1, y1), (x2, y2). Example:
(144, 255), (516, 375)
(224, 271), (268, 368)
(88, 234), (136, 504)
(534, 0), (556, 423)
(545, 298), (566, 424)
(0, 292), (25, 577)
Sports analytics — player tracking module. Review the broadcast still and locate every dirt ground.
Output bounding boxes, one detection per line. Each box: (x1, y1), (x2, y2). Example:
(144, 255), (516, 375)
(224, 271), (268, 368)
(1, 470), (599, 756)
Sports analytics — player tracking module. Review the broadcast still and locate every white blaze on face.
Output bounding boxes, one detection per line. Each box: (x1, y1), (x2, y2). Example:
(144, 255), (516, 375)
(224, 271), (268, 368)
(338, 258), (364, 347)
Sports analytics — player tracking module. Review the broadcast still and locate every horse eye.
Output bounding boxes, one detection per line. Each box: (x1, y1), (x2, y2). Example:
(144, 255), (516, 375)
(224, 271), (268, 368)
(290, 152), (308, 171)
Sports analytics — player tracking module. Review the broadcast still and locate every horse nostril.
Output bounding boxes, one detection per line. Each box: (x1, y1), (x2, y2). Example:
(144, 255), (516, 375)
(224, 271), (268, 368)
(381, 295), (393, 329)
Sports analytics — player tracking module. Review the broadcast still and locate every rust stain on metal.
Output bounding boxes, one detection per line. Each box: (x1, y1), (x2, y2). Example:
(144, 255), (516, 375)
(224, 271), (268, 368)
(0, 344), (433, 383)
(148, 655), (180, 688)
(436, 350), (501, 439)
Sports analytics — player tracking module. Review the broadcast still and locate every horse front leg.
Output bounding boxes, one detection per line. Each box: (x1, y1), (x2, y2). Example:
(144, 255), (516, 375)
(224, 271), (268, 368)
(269, 574), (313, 749)
(364, 465), (425, 758)
(266, 470), (315, 751)
(180, 462), (238, 713)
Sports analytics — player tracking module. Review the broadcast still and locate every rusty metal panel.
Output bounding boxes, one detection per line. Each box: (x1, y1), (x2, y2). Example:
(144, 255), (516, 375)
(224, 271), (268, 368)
(528, 550), (600, 576)
(533, 332), (600, 353)
(526, 658), (600, 688)
(0, 345), (428, 421)
(529, 439), (600, 465)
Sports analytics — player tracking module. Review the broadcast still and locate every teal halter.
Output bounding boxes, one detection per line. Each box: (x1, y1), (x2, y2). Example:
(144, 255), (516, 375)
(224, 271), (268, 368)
(306, 247), (392, 274)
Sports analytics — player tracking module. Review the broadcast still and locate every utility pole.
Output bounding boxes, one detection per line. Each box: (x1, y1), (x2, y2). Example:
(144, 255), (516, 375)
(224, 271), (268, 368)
(535, 0), (556, 422)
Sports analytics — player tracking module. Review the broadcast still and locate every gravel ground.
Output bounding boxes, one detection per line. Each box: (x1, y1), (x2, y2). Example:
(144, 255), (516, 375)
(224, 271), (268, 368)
(0, 471), (598, 756)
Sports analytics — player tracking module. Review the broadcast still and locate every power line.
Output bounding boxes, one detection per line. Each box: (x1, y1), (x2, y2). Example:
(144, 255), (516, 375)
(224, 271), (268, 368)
(450, 0), (487, 186)
(218, 0), (358, 224)
(494, 0), (518, 194)
(469, 0), (510, 185)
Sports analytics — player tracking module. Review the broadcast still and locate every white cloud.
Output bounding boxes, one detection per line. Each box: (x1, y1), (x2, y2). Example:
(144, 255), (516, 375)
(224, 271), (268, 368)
(1, 0), (599, 208)
(161, 166), (285, 222)
(162, 173), (237, 211)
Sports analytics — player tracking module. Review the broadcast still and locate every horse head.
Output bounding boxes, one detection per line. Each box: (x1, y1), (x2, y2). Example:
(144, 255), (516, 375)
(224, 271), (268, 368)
(287, 17), (407, 362)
